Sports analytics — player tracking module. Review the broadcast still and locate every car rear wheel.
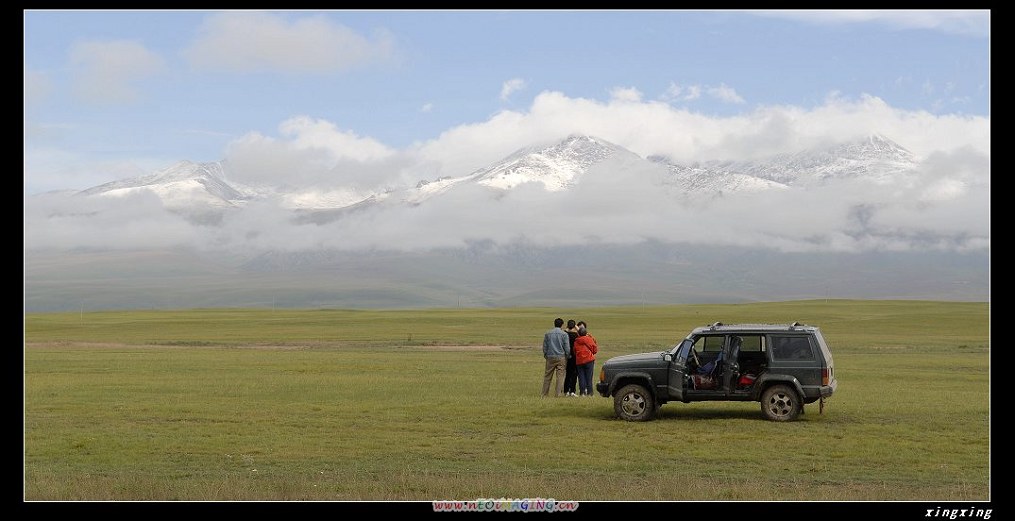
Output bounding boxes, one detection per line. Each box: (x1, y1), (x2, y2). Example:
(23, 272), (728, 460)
(614, 384), (656, 421)
(760, 384), (801, 421)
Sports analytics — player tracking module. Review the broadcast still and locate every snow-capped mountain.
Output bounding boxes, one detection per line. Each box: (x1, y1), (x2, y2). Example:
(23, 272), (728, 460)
(646, 134), (918, 194)
(709, 134), (919, 186)
(375, 135), (637, 208)
(650, 158), (791, 193)
(79, 160), (245, 209)
(468, 134), (636, 191)
(65, 134), (921, 216)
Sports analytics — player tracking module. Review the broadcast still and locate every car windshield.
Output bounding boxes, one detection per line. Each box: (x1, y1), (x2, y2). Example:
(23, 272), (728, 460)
(671, 338), (693, 358)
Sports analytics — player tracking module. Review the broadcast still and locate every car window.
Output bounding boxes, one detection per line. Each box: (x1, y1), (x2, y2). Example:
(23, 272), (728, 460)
(675, 339), (692, 361)
(771, 335), (815, 360)
(739, 335), (764, 352)
(693, 335), (725, 352)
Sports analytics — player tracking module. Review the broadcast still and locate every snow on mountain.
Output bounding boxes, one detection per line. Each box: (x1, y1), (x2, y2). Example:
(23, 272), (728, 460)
(468, 134), (635, 191)
(68, 134), (921, 218)
(650, 158), (790, 193)
(648, 134), (918, 194)
(365, 134), (637, 208)
(276, 188), (375, 210)
(78, 160), (245, 209)
(716, 134), (919, 186)
(401, 176), (471, 205)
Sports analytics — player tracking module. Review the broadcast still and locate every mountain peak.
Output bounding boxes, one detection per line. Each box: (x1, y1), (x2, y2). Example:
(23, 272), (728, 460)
(150, 160), (227, 183)
(829, 133), (917, 164)
(862, 133), (915, 159)
(469, 134), (633, 191)
(556, 134), (624, 151)
(77, 160), (244, 207)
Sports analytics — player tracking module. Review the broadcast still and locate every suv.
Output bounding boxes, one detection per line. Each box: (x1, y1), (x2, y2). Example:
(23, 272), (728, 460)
(596, 322), (837, 421)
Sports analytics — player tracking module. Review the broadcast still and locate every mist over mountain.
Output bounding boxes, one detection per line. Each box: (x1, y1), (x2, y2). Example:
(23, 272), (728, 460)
(25, 133), (989, 311)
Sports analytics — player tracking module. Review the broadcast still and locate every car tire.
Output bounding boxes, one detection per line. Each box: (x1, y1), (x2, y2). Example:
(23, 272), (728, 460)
(760, 384), (801, 421)
(614, 384), (656, 421)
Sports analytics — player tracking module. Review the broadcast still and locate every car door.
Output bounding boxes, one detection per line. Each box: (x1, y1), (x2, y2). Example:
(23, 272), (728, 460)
(665, 338), (693, 400)
(674, 334), (727, 395)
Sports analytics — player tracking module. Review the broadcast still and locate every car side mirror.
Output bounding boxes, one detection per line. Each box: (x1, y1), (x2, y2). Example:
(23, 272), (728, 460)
(664, 354), (673, 362)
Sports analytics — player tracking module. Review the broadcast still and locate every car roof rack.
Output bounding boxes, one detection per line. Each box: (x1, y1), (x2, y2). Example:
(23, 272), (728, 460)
(695, 322), (816, 333)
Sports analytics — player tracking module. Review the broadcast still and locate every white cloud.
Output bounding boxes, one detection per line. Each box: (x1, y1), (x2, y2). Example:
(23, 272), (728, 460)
(69, 40), (166, 104)
(184, 12), (396, 73)
(707, 83), (746, 104)
(666, 82), (743, 103)
(278, 116), (394, 162)
(609, 86), (643, 102)
(26, 190), (195, 250)
(25, 70), (51, 105)
(666, 82), (747, 104)
(500, 78), (527, 101)
(416, 90), (988, 180)
(225, 116), (400, 189)
(664, 82), (701, 101)
(664, 82), (684, 99)
(920, 178), (967, 202)
(421, 102), (434, 113)
(751, 9), (989, 37)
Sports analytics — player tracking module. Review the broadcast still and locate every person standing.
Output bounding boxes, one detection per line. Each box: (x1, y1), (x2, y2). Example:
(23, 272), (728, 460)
(574, 324), (599, 396)
(563, 319), (580, 397)
(542, 317), (570, 397)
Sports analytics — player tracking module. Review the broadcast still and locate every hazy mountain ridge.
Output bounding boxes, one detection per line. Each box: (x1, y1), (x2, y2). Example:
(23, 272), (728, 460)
(24, 244), (988, 312)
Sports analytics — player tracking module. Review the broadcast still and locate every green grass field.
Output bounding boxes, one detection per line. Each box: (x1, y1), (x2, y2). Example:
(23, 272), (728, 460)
(24, 300), (990, 501)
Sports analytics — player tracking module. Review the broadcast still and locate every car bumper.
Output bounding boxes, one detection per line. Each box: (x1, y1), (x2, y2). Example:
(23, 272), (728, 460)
(596, 381), (610, 397)
(820, 379), (837, 398)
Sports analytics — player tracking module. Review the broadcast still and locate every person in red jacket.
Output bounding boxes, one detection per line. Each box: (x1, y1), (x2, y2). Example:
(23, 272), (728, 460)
(574, 324), (598, 396)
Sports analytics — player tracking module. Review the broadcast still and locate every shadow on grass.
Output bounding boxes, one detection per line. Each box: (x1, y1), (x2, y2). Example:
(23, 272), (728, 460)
(534, 396), (833, 423)
(581, 403), (831, 422)
(653, 406), (765, 421)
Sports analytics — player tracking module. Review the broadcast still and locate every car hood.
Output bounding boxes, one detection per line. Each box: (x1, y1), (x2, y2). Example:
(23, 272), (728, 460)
(604, 351), (669, 367)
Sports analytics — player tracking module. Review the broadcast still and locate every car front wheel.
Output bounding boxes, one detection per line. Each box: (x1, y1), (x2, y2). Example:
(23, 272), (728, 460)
(614, 384), (656, 421)
(760, 384), (801, 421)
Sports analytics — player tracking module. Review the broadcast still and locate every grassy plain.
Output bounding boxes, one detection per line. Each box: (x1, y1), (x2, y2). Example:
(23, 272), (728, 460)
(24, 300), (990, 501)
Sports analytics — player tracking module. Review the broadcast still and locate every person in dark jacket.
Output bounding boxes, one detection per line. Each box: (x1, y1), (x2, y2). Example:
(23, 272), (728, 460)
(563, 319), (580, 397)
(542, 317), (570, 397)
(574, 325), (599, 396)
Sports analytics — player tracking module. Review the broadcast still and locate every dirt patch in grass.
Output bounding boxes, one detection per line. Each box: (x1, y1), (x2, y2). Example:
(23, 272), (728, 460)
(25, 341), (317, 350)
(25, 342), (533, 351)
(411, 345), (528, 351)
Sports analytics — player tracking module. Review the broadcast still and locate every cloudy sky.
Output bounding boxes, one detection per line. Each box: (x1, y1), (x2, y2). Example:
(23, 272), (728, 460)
(25, 10), (990, 196)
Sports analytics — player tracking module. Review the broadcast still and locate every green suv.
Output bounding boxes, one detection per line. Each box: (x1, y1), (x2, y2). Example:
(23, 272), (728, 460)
(596, 322), (837, 421)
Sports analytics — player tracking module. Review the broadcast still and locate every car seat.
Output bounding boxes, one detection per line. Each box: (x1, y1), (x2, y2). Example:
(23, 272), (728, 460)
(724, 336), (743, 389)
